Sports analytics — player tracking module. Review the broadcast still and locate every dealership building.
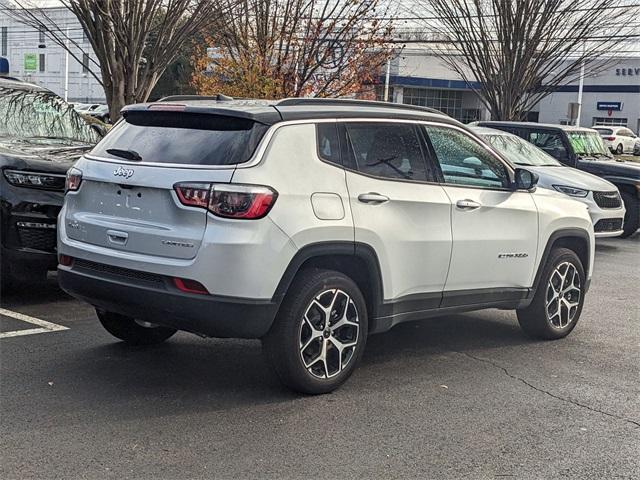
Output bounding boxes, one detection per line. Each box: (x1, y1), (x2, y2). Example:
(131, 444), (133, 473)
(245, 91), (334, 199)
(382, 48), (640, 134)
(0, 7), (105, 103)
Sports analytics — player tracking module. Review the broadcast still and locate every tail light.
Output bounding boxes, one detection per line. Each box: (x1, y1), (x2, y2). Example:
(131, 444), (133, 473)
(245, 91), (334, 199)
(174, 183), (278, 220)
(65, 167), (83, 192)
(605, 136), (615, 141)
(59, 254), (73, 266)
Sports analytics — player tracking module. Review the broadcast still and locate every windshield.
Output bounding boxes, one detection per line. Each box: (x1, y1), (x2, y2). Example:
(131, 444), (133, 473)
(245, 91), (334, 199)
(567, 131), (611, 157)
(593, 127), (613, 136)
(481, 133), (561, 166)
(0, 87), (100, 143)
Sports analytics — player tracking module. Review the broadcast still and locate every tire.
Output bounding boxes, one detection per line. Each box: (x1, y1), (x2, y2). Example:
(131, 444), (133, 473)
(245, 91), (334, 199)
(620, 190), (639, 238)
(263, 268), (368, 394)
(96, 309), (177, 346)
(616, 143), (624, 154)
(517, 248), (585, 340)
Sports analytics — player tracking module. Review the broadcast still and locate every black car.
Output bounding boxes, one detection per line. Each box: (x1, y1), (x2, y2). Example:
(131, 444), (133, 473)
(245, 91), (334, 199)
(475, 121), (640, 238)
(0, 77), (102, 289)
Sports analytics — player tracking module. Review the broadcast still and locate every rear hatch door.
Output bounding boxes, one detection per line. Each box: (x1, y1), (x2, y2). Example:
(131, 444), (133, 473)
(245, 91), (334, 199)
(64, 109), (270, 260)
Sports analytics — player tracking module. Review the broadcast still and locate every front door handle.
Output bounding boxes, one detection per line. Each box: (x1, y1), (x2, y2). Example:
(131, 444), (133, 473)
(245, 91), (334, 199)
(358, 193), (390, 204)
(456, 199), (482, 210)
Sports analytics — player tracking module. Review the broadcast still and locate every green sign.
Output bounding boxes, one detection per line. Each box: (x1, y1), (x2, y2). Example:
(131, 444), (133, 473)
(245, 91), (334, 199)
(24, 53), (37, 71)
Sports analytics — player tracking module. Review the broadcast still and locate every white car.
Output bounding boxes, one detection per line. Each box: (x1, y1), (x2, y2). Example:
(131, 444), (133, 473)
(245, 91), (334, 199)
(58, 98), (595, 394)
(592, 126), (638, 155)
(473, 127), (626, 238)
(73, 103), (101, 115)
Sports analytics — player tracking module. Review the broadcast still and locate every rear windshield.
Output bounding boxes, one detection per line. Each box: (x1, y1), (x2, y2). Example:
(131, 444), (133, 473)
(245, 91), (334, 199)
(593, 127), (613, 135)
(91, 111), (269, 165)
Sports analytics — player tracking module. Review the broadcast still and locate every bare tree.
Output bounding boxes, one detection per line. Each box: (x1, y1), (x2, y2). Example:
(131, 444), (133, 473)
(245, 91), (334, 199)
(192, 0), (395, 99)
(6, 0), (227, 119)
(413, 0), (640, 120)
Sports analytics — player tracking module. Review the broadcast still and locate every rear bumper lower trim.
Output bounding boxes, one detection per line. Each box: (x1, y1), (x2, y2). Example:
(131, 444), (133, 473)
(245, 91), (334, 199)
(57, 265), (278, 339)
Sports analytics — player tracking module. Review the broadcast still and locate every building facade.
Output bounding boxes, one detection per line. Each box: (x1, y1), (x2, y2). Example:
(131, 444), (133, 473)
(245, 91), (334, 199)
(535, 61), (640, 133)
(0, 7), (105, 103)
(383, 47), (640, 134)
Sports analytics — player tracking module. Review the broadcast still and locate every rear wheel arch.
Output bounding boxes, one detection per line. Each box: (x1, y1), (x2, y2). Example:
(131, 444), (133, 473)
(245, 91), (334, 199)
(272, 242), (384, 321)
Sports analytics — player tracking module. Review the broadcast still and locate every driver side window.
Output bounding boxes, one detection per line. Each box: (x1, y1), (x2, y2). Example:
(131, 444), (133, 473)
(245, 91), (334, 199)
(423, 125), (509, 189)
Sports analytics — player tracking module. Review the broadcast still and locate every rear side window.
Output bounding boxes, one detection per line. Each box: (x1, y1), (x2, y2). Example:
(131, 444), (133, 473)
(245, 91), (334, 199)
(91, 111), (269, 165)
(343, 122), (430, 181)
(526, 129), (569, 160)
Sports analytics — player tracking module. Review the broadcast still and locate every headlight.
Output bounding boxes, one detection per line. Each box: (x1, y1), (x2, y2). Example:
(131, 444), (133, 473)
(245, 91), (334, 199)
(553, 185), (589, 198)
(3, 169), (66, 190)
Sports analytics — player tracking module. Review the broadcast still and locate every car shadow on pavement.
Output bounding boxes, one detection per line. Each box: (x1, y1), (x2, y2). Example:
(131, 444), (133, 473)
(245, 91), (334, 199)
(1, 273), (72, 308)
(363, 312), (531, 366)
(46, 311), (531, 420)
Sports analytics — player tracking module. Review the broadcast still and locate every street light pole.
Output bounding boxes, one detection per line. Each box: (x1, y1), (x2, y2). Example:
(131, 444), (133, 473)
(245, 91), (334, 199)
(576, 44), (586, 127)
(63, 26), (69, 102)
(384, 58), (391, 102)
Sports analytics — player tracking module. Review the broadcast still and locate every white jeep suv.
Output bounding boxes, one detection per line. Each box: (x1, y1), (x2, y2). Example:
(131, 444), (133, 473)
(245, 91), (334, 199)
(58, 98), (595, 394)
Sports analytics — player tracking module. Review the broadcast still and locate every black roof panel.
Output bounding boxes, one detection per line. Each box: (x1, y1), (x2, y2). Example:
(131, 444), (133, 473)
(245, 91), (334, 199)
(122, 96), (460, 127)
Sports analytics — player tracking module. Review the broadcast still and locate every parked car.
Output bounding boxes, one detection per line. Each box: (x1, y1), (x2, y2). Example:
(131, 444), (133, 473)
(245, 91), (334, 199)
(592, 126), (637, 155)
(86, 104), (110, 123)
(634, 137), (640, 157)
(73, 103), (101, 115)
(0, 77), (102, 290)
(475, 121), (640, 238)
(472, 126), (625, 237)
(58, 98), (595, 394)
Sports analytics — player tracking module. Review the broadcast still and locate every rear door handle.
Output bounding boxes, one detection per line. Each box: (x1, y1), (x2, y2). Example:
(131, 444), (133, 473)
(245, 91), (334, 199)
(358, 193), (389, 204)
(456, 199), (482, 210)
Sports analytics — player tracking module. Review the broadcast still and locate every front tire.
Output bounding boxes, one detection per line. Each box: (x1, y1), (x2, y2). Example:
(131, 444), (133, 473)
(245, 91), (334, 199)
(96, 310), (177, 346)
(517, 248), (585, 340)
(263, 269), (368, 394)
(620, 190), (639, 238)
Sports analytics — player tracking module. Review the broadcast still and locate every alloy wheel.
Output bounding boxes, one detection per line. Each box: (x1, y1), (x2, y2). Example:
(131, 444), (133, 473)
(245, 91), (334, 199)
(545, 261), (581, 329)
(298, 288), (359, 379)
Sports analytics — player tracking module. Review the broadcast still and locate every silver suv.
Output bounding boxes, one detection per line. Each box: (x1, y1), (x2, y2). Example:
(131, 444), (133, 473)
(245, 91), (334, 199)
(58, 98), (595, 394)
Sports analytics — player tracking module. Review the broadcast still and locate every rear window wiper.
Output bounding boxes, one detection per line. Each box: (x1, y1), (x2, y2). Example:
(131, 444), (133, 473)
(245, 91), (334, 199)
(106, 148), (142, 161)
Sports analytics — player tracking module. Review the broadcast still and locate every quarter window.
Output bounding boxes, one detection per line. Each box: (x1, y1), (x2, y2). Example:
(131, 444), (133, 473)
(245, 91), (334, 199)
(316, 123), (340, 165)
(424, 125), (509, 189)
(343, 122), (430, 181)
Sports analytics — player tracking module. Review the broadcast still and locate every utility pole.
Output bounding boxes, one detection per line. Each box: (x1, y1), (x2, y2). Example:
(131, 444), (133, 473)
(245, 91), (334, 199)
(384, 57), (391, 102)
(63, 27), (69, 102)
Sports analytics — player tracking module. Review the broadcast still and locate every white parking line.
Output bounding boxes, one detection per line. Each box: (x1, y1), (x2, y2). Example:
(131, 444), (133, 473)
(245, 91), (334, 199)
(0, 308), (68, 339)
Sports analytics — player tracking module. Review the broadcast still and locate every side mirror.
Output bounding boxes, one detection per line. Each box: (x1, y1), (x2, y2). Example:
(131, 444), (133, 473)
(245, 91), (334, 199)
(514, 168), (538, 191)
(90, 123), (107, 138)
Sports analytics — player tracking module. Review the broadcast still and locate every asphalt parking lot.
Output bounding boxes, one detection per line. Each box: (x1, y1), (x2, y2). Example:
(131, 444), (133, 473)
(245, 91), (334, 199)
(1, 235), (638, 480)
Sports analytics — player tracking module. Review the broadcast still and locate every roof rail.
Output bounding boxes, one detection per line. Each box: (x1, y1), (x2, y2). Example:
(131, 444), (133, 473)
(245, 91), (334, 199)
(275, 98), (445, 116)
(158, 94), (234, 102)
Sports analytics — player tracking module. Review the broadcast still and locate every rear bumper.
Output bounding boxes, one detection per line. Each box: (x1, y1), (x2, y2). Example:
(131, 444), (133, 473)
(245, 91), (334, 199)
(58, 263), (279, 339)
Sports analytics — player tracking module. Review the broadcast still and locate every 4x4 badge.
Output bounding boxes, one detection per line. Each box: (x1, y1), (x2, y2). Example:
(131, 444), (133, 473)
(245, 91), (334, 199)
(113, 166), (134, 179)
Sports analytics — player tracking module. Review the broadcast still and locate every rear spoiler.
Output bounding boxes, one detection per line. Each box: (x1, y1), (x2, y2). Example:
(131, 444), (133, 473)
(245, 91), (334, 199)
(121, 102), (281, 125)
